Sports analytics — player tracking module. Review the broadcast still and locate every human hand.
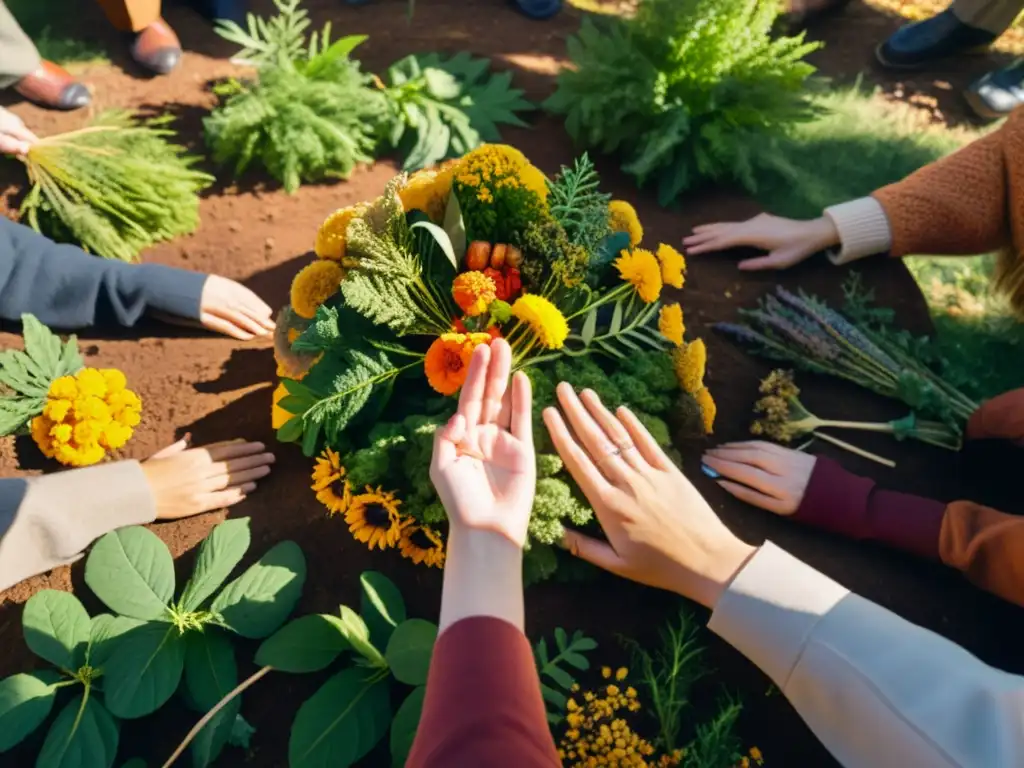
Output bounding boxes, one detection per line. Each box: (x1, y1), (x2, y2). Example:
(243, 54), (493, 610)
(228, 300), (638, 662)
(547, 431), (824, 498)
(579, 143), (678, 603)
(142, 437), (275, 520)
(0, 107), (37, 157)
(545, 386), (755, 609)
(682, 213), (839, 270)
(430, 339), (535, 548)
(702, 441), (816, 515)
(200, 275), (275, 340)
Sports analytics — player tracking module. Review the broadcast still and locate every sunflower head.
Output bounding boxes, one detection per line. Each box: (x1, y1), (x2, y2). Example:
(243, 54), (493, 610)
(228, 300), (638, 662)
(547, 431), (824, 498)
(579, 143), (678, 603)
(424, 332), (491, 395)
(673, 339), (707, 394)
(510, 294), (569, 349)
(312, 447), (351, 516)
(658, 303), (685, 347)
(399, 520), (446, 568)
(452, 271), (497, 317)
(345, 487), (403, 550)
(290, 260), (345, 320)
(657, 243), (686, 290)
(615, 248), (662, 303)
(608, 200), (643, 246)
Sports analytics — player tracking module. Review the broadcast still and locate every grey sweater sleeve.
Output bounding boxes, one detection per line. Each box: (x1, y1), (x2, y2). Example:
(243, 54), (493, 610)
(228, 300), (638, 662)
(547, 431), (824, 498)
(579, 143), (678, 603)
(0, 218), (208, 328)
(0, 461), (157, 592)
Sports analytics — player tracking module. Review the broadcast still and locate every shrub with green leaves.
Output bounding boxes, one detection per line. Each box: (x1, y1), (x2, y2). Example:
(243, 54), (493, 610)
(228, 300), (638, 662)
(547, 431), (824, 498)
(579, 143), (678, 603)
(84, 519), (305, 765)
(544, 0), (821, 205)
(0, 315), (83, 436)
(533, 628), (598, 725)
(204, 0), (388, 193)
(382, 52), (535, 170)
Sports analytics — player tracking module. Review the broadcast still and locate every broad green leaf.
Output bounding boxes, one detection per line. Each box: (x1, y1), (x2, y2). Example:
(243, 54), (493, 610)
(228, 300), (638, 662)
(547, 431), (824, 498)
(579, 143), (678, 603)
(211, 541), (306, 639)
(389, 686), (425, 767)
(360, 571), (407, 650)
(21, 314), (62, 381)
(554, 627), (568, 651)
(120, 760), (146, 768)
(288, 668), (390, 767)
(571, 632), (598, 652)
(277, 416), (304, 444)
(179, 518), (252, 612)
(184, 631), (237, 711)
(101, 621), (185, 719)
(85, 528), (174, 621)
(0, 671), (61, 752)
(330, 606), (386, 668)
(580, 309), (597, 346)
(385, 619), (438, 686)
(254, 614), (348, 673)
(409, 220), (457, 272)
(442, 188), (466, 264)
(544, 664), (574, 690)
(562, 652), (589, 669)
(22, 590), (91, 671)
(37, 693), (119, 768)
(88, 616), (140, 670)
(190, 693), (241, 768)
(0, 398), (43, 435)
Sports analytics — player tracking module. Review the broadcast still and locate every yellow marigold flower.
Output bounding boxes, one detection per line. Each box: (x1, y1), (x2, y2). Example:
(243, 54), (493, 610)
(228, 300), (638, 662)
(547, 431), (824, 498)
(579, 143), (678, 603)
(398, 520), (446, 568)
(696, 387), (716, 434)
(520, 162), (550, 202)
(657, 244), (686, 290)
(511, 294), (569, 349)
(290, 259), (345, 320)
(42, 398), (72, 424)
(601, 667), (611, 679)
(615, 667), (628, 681)
(658, 304), (685, 347)
(673, 339), (707, 394)
(452, 271), (497, 317)
(740, 758), (750, 768)
(101, 421), (133, 450)
(345, 486), (403, 550)
(100, 369), (127, 394)
(750, 746), (764, 764)
(615, 248), (662, 303)
(49, 376), (78, 401)
(49, 422), (72, 444)
(73, 396), (111, 424)
(73, 420), (103, 446)
(271, 383), (293, 430)
(30, 416), (55, 458)
(315, 205), (362, 263)
(75, 368), (107, 399)
(399, 168), (453, 222)
(455, 144), (547, 206)
(608, 200), (642, 246)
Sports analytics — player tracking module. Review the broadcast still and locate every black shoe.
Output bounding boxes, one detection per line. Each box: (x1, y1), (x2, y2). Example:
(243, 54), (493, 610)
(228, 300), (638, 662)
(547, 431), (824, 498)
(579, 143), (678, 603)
(876, 9), (996, 69)
(965, 59), (1024, 119)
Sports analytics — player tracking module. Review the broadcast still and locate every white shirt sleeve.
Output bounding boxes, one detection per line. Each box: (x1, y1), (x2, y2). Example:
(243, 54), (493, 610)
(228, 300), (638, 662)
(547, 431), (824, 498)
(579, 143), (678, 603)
(709, 542), (1024, 768)
(823, 197), (894, 265)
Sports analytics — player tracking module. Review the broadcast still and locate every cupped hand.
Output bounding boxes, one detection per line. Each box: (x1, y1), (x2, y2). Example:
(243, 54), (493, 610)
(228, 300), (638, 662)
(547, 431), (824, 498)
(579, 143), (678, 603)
(0, 107), (37, 157)
(430, 339), (536, 548)
(682, 212), (839, 270)
(200, 275), (275, 340)
(142, 437), (275, 520)
(544, 386), (755, 609)
(702, 441), (816, 515)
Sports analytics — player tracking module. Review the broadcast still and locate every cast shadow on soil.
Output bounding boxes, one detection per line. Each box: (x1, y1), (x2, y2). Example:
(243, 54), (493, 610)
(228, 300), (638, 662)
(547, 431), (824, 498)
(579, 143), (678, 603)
(194, 346), (275, 393)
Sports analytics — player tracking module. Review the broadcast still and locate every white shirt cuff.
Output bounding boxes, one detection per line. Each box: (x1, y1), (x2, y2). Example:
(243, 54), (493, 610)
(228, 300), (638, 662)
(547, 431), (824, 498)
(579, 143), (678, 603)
(707, 541), (849, 688)
(823, 197), (893, 265)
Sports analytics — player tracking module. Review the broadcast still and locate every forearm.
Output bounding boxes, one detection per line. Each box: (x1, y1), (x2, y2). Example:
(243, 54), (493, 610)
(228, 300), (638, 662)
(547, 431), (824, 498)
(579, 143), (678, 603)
(439, 528), (524, 633)
(0, 462), (157, 591)
(710, 543), (1024, 768)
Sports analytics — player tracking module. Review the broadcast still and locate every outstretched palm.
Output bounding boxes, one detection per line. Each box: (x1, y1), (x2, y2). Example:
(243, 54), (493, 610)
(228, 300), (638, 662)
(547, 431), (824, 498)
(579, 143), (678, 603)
(430, 339), (536, 547)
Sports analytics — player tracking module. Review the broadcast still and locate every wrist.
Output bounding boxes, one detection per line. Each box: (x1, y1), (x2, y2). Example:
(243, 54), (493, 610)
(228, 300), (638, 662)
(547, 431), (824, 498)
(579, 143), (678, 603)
(439, 529), (525, 634)
(677, 540), (758, 610)
(806, 216), (840, 252)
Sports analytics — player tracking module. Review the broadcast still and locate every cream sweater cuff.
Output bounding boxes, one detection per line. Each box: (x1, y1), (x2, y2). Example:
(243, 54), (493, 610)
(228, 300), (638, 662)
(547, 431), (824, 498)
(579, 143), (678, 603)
(823, 197), (893, 265)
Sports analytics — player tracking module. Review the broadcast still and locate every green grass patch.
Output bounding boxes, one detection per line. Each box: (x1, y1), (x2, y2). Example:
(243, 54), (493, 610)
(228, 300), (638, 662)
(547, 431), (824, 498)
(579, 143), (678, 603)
(7, 0), (109, 66)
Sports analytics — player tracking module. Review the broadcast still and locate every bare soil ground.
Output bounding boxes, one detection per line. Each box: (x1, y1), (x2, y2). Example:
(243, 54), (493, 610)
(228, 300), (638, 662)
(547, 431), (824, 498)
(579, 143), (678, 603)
(1, 2), (1022, 766)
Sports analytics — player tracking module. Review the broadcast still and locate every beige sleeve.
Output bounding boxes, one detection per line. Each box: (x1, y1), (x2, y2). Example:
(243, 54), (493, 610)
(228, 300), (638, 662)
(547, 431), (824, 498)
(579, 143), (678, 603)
(823, 197), (894, 265)
(0, 461), (156, 592)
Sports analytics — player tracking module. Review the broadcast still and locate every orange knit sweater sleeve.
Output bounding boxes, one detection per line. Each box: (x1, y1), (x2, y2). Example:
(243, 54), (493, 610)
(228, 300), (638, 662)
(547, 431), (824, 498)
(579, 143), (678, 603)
(872, 111), (1022, 258)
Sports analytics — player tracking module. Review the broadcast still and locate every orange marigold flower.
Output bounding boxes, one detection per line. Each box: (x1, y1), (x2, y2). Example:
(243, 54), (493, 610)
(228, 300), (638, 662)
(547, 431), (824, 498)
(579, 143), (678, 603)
(452, 271), (497, 317)
(424, 333), (491, 395)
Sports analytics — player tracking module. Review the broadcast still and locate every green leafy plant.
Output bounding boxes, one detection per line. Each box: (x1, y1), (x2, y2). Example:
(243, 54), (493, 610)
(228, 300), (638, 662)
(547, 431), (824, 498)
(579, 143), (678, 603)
(534, 628), (598, 725)
(163, 571), (435, 768)
(204, 0), (388, 193)
(0, 314), (83, 435)
(0, 590), (119, 767)
(382, 52), (534, 170)
(84, 519), (305, 765)
(17, 112), (213, 261)
(545, 153), (611, 254)
(544, 0), (821, 205)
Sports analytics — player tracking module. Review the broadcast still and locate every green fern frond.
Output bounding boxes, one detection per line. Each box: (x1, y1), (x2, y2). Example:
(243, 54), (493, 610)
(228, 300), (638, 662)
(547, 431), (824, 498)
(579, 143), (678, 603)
(214, 0), (310, 68)
(546, 154), (611, 252)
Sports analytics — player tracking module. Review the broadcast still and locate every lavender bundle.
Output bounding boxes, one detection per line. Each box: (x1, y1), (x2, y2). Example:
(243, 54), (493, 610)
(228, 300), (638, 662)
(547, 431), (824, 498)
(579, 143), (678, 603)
(716, 287), (979, 435)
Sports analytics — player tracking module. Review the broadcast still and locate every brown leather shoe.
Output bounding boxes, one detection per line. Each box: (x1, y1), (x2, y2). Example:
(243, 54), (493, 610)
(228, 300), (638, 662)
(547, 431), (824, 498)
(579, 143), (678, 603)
(14, 60), (90, 110)
(131, 18), (182, 75)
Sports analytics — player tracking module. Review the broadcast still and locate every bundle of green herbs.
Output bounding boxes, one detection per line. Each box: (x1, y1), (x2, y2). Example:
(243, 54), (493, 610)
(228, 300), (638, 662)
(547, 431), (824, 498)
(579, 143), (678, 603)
(716, 286), (979, 436)
(16, 112), (212, 261)
(544, 0), (821, 205)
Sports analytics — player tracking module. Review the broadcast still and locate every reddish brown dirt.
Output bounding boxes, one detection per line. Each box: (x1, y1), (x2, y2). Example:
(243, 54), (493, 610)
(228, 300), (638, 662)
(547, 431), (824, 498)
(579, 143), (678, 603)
(1, 2), (1022, 767)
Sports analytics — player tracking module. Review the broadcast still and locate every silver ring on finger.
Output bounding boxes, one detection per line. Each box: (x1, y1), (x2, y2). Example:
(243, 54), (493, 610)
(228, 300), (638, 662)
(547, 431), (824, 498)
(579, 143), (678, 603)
(595, 446), (622, 467)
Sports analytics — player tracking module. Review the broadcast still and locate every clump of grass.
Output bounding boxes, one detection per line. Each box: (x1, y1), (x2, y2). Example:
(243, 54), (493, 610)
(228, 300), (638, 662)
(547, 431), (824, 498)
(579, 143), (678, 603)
(6, 0), (109, 65)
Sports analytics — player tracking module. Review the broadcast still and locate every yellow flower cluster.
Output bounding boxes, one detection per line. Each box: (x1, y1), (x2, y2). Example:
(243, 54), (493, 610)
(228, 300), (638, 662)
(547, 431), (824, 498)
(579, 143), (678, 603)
(290, 259), (345, 319)
(314, 204), (365, 264)
(737, 746), (765, 768)
(558, 670), (680, 768)
(615, 249), (662, 304)
(608, 200), (643, 247)
(511, 294), (569, 349)
(31, 368), (141, 467)
(672, 340), (715, 434)
(657, 244), (686, 290)
(658, 304), (685, 347)
(454, 144), (549, 203)
(399, 163), (455, 222)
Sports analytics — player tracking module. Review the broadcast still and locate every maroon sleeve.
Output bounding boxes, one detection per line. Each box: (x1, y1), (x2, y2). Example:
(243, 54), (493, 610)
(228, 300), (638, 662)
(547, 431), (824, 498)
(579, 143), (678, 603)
(792, 457), (945, 561)
(406, 616), (561, 768)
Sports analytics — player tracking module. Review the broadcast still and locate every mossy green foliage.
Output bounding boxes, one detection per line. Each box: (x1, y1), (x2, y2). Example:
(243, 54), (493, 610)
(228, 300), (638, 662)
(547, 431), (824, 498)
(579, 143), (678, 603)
(545, 0), (820, 205)
(6, 0), (109, 64)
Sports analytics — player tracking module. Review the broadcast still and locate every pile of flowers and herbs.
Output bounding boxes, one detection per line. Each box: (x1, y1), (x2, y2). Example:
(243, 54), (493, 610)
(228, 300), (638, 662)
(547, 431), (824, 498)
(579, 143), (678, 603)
(271, 145), (714, 583)
(0, 315), (141, 466)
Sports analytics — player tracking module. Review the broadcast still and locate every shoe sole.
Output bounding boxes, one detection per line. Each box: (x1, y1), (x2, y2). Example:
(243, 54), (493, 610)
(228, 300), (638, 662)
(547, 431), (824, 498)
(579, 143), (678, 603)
(963, 88), (1010, 121)
(874, 41), (993, 71)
